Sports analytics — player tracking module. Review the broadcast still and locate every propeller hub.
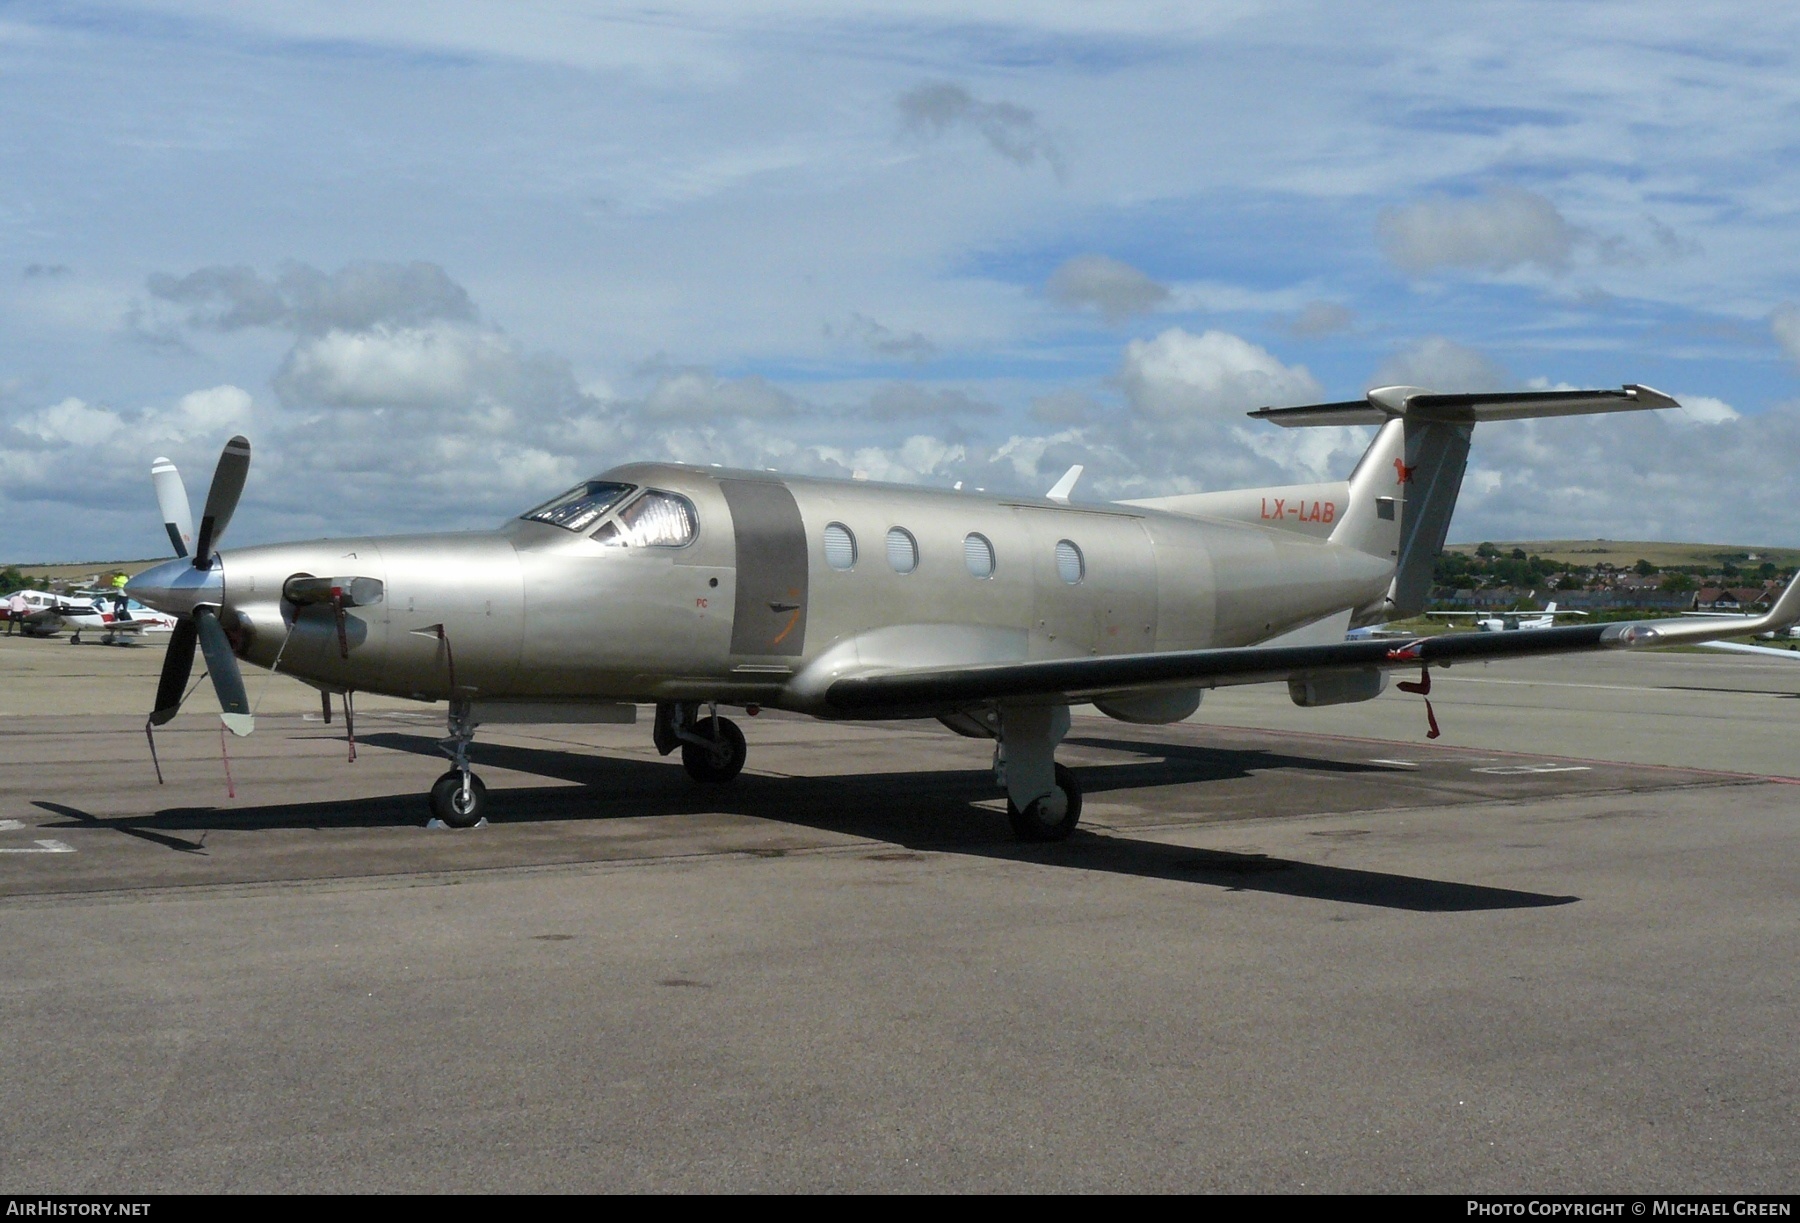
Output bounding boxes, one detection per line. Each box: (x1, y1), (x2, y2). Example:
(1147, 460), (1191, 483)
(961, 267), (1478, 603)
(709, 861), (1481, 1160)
(127, 556), (224, 619)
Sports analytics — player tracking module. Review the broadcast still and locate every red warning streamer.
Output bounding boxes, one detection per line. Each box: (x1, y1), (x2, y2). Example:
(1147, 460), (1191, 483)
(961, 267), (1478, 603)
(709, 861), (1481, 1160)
(1396, 665), (1441, 739)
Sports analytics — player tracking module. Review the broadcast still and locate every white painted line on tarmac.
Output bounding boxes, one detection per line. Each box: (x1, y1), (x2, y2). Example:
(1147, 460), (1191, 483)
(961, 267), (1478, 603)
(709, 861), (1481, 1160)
(1368, 759), (1419, 768)
(0, 839), (75, 853)
(0, 818), (23, 831)
(1441, 676), (1673, 695)
(1471, 764), (1593, 776)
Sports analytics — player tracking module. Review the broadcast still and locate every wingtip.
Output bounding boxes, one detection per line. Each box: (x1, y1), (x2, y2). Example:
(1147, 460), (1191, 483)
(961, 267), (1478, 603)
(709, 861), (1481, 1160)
(1625, 384), (1681, 411)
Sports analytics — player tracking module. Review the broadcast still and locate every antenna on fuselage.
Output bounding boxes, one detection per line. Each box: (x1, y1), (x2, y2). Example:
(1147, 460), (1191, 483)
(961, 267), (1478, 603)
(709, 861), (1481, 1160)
(1046, 465), (1084, 504)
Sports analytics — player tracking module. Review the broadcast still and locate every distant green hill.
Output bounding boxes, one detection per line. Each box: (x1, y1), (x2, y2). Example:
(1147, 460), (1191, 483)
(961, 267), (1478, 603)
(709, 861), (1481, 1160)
(1443, 540), (1800, 570)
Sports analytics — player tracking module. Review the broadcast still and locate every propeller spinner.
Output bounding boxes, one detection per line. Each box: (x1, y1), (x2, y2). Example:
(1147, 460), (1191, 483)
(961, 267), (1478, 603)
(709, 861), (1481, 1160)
(129, 436), (256, 741)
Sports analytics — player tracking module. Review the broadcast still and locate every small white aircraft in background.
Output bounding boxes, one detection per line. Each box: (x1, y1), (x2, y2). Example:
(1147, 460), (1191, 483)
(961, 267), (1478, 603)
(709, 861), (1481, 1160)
(1426, 601), (1588, 632)
(59, 593), (179, 645)
(1343, 621), (1419, 641)
(4, 588), (176, 643)
(5, 589), (75, 637)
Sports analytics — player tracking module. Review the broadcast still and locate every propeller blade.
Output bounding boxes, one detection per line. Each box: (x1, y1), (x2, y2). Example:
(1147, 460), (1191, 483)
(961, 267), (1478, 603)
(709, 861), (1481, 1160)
(150, 618), (198, 726)
(192, 435), (251, 567)
(194, 606), (254, 736)
(151, 457), (194, 559)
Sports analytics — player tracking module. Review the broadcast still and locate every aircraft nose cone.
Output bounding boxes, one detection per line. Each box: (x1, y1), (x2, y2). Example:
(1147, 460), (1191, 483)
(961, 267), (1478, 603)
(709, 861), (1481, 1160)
(126, 557), (223, 618)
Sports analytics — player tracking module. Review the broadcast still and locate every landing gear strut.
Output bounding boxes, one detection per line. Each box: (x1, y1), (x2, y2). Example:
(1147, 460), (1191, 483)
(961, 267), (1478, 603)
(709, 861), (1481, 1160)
(429, 697), (487, 827)
(994, 702), (1083, 842)
(655, 700), (748, 784)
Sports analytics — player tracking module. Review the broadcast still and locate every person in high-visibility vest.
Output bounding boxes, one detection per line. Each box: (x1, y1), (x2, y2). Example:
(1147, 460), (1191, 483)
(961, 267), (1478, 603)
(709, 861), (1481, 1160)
(109, 572), (129, 618)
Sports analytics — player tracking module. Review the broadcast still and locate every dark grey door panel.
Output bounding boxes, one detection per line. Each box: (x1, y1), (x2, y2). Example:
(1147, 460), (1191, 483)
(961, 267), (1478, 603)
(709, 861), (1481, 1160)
(721, 479), (809, 656)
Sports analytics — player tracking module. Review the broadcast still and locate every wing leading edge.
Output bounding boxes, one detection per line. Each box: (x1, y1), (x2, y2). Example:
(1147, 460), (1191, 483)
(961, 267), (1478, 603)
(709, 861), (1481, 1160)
(824, 579), (1800, 716)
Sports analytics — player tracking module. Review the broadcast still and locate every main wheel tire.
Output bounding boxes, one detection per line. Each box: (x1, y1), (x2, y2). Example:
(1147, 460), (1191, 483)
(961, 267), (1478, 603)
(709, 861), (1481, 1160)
(429, 769), (488, 828)
(681, 715), (747, 783)
(1007, 762), (1082, 842)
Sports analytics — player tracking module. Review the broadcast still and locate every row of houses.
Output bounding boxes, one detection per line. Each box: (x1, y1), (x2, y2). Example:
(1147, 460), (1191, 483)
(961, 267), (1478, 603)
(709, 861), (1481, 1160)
(1433, 585), (1785, 612)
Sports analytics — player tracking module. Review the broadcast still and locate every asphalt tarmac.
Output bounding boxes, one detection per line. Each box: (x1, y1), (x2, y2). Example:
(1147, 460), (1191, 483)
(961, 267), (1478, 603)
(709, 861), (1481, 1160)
(1, 632), (1796, 1192)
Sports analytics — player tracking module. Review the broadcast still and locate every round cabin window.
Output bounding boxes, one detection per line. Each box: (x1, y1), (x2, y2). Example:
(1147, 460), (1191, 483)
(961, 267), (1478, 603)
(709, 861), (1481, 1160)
(886, 527), (918, 574)
(964, 532), (995, 578)
(1056, 539), (1085, 584)
(824, 523), (857, 570)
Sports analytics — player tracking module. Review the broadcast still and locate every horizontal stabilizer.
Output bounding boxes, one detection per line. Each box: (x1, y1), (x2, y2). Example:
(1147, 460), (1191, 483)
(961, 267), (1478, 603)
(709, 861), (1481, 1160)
(1249, 384), (1679, 428)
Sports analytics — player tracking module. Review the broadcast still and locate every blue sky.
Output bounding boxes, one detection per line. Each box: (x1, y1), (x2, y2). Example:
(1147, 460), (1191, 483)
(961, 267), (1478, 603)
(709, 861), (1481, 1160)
(3, 2), (1799, 560)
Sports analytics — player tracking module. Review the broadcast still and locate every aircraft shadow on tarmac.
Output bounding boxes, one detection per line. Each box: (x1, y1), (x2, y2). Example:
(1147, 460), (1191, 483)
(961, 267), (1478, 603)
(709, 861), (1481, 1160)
(32, 730), (1576, 913)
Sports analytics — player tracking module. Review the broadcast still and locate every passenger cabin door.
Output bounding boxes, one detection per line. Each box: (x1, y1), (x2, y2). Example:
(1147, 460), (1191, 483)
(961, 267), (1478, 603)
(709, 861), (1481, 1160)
(720, 479), (809, 657)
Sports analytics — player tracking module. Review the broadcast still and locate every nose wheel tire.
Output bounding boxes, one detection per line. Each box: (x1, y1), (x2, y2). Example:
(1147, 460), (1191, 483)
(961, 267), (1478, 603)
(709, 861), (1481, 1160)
(681, 715), (747, 783)
(1007, 763), (1082, 842)
(429, 770), (488, 828)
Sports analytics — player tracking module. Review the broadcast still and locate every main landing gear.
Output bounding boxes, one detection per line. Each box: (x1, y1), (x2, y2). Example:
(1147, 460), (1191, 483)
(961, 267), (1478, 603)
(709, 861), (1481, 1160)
(655, 700), (748, 783)
(993, 702), (1083, 842)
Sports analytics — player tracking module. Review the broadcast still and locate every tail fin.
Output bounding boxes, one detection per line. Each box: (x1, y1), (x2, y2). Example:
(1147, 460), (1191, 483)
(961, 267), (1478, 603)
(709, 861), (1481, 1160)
(1254, 384), (1678, 619)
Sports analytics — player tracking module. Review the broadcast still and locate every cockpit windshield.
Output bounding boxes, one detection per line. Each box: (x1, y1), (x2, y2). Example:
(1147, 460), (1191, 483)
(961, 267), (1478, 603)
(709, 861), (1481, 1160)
(593, 490), (697, 547)
(520, 480), (635, 532)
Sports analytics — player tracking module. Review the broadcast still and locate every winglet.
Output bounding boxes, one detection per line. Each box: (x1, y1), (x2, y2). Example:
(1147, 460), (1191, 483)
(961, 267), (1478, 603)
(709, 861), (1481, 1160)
(1046, 465), (1083, 504)
(1606, 577), (1800, 649)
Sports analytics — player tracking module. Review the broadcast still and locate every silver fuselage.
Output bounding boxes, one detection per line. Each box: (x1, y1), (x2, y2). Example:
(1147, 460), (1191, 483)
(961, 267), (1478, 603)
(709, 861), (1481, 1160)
(195, 463), (1392, 716)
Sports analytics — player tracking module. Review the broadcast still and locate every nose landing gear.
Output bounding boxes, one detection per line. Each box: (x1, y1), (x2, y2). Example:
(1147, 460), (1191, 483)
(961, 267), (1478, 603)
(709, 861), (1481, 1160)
(428, 697), (488, 827)
(429, 769), (488, 827)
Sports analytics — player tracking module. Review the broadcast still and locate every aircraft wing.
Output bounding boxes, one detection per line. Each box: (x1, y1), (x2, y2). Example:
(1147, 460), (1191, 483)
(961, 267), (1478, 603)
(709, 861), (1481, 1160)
(825, 581), (1800, 715)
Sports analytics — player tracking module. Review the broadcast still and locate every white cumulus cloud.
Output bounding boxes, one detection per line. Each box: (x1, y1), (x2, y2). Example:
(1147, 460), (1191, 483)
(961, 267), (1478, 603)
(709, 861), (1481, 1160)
(1372, 337), (1511, 393)
(1772, 304), (1800, 365)
(1120, 328), (1322, 423)
(1378, 188), (1577, 276)
(1677, 395), (1738, 425)
(1046, 255), (1171, 323)
(273, 322), (571, 412)
(14, 397), (124, 448)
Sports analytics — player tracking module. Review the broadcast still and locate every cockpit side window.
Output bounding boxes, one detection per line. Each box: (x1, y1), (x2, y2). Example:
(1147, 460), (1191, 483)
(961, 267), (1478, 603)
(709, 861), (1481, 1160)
(520, 480), (636, 532)
(593, 490), (698, 548)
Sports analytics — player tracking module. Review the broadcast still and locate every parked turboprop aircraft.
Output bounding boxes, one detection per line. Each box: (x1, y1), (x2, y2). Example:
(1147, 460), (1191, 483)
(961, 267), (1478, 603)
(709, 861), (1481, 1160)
(127, 384), (1800, 836)
(1426, 601), (1588, 632)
